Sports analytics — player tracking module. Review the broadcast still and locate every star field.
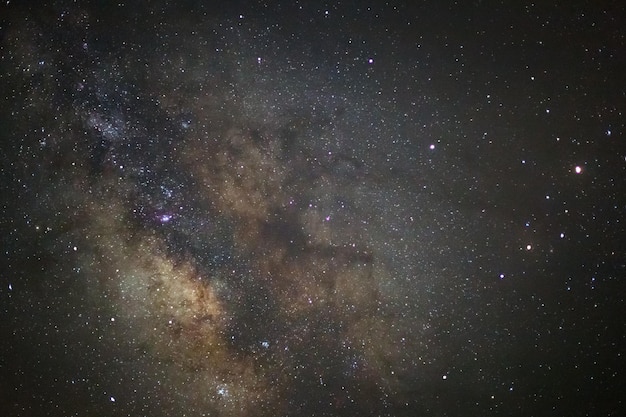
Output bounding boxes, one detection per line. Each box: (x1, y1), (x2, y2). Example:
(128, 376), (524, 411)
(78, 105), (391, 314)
(1, 1), (624, 416)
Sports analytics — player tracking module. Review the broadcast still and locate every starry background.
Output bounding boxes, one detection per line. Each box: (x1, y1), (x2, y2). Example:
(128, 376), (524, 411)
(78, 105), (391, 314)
(1, 1), (625, 416)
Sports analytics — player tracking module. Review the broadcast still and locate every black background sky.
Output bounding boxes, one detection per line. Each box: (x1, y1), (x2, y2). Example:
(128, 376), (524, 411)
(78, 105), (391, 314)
(1, 1), (625, 416)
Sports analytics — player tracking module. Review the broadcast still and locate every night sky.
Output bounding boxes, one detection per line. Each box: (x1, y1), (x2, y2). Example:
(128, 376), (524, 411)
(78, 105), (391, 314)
(1, 1), (625, 416)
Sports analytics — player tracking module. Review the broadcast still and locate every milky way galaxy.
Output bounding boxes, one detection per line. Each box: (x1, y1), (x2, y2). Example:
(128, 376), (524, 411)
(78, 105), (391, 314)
(1, 2), (624, 416)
